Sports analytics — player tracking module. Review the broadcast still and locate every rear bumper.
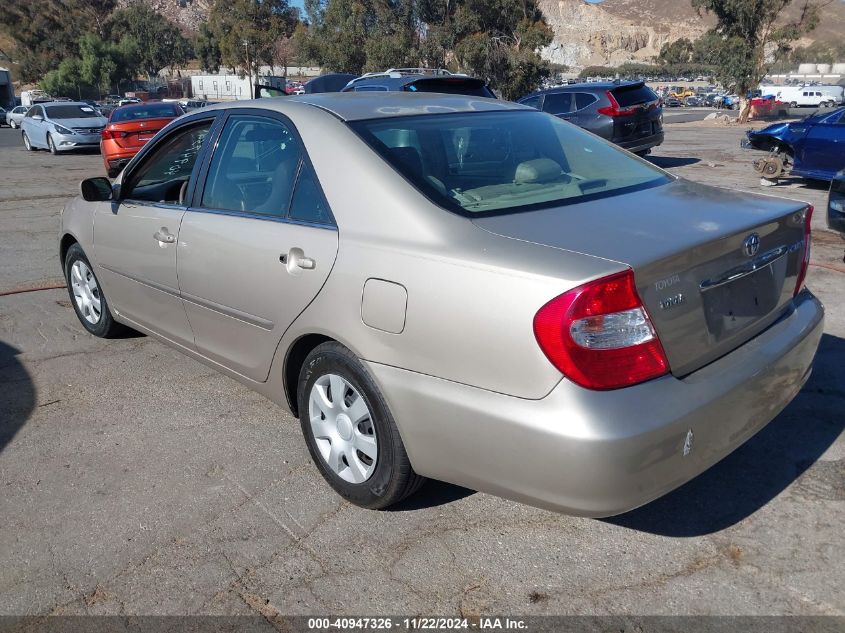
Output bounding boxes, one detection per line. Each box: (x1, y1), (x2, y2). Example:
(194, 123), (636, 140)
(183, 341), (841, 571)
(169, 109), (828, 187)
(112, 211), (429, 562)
(617, 131), (664, 153)
(367, 291), (824, 516)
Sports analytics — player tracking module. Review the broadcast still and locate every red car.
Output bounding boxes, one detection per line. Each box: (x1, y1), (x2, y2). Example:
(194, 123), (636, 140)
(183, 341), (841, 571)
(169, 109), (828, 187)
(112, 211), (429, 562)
(101, 102), (183, 177)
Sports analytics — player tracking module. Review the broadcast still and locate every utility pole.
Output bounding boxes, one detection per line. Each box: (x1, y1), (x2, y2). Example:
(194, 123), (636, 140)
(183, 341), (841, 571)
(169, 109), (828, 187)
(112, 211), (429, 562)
(243, 39), (253, 99)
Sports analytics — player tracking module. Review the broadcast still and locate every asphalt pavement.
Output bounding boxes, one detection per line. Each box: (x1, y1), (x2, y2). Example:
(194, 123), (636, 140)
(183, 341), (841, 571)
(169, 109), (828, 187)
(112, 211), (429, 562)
(0, 121), (843, 619)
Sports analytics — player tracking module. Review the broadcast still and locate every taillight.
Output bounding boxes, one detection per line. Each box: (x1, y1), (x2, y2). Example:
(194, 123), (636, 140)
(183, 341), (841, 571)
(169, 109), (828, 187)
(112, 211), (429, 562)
(533, 269), (669, 390)
(101, 129), (115, 140)
(794, 205), (813, 296)
(597, 91), (637, 117)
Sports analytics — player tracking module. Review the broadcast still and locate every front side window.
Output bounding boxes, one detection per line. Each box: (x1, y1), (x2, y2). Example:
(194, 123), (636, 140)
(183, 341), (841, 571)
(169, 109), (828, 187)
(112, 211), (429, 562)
(201, 115), (302, 217)
(122, 121), (212, 204)
(350, 110), (670, 216)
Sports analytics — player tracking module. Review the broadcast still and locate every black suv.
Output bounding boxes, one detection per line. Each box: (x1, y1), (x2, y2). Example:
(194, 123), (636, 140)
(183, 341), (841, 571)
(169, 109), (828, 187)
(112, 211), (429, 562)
(342, 68), (496, 98)
(518, 81), (663, 154)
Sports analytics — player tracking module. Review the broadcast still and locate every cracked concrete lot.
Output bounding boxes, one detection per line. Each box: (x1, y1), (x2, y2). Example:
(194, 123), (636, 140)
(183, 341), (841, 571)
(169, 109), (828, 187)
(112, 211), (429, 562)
(0, 120), (843, 618)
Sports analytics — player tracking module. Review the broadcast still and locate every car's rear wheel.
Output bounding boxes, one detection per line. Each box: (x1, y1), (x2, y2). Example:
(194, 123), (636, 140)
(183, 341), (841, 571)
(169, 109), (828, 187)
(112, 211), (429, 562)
(64, 243), (125, 338)
(47, 134), (57, 155)
(22, 131), (34, 151)
(297, 342), (425, 509)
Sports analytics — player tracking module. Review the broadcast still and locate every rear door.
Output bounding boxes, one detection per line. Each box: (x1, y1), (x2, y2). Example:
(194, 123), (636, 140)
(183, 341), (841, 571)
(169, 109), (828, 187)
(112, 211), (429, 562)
(177, 110), (338, 381)
(93, 116), (217, 346)
(609, 83), (662, 143)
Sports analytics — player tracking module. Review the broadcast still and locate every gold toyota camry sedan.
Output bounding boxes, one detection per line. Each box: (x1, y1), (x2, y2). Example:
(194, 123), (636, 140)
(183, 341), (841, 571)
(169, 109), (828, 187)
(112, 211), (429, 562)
(60, 93), (824, 515)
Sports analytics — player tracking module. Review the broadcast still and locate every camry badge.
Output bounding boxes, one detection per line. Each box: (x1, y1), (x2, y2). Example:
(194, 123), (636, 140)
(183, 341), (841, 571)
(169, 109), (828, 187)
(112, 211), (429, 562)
(742, 233), (760, 257)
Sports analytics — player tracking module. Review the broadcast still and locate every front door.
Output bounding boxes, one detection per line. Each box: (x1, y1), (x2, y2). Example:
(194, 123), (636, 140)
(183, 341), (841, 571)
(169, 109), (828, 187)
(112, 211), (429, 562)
(177, 112), (339, 381)
(93, 118), (215, 347)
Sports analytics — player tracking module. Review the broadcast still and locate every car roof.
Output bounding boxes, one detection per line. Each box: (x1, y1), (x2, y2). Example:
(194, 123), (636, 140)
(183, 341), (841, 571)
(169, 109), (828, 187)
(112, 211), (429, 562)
(203, 92), (526, 122)
(531, 80), (644, 95)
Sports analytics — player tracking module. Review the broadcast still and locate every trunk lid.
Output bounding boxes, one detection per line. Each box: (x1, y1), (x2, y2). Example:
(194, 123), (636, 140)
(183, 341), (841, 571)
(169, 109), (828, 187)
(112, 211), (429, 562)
(473, 178), (809, 376)
(106, 117), (173, 149)
(608, 82), (663, 143)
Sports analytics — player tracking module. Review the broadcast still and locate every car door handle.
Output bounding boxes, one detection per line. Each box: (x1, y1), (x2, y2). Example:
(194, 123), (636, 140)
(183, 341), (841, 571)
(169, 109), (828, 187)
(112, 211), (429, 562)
(297, 257), (316, 270)
(153, 228), (176, 244)
(281, 248), (316, 273)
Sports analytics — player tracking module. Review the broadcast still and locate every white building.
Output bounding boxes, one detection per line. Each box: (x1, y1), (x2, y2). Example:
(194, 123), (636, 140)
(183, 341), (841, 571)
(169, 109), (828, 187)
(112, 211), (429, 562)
(189, 74), (287, 101)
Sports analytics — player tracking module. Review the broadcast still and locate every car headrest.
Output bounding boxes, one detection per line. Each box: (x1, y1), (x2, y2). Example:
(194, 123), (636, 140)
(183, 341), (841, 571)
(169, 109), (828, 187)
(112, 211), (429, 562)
(514, 158), (563, 184)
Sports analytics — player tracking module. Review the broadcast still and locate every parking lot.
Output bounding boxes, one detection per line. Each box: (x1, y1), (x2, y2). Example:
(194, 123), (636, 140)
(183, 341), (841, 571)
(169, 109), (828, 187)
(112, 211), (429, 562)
(0, 117), (843, 618)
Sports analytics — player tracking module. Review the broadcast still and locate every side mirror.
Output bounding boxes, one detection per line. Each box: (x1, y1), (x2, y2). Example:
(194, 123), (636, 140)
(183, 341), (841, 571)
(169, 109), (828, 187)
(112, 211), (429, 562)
(80, 177), (114, 202)
(32, 114), (43, 121)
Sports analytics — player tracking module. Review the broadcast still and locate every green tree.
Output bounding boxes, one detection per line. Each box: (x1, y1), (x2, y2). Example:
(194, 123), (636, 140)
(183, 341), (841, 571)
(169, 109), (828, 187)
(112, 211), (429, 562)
(657, 37), (693, 66)
(691, 0), (829, 121)
(106, 4), (193, 79)
(40, 33), (137, 98)
(208, 0), (299, 92)
(195, 22), (223, 72)
(0, 0), (117, 82)
(297, 0), (552, 99)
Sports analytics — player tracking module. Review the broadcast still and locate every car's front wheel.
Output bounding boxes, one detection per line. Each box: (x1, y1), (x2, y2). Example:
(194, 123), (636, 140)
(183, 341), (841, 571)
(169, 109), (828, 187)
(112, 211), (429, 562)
(297, 342), (425, 509)
(47, 134), (58, 155)
(64, 243), (125, 338)
(22, 131), (34, 151)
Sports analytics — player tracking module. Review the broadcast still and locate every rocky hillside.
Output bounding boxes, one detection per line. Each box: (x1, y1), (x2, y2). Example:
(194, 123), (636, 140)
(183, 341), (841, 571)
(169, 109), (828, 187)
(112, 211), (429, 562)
(542, 0), (845, 69)
(118, 0), (212, 32)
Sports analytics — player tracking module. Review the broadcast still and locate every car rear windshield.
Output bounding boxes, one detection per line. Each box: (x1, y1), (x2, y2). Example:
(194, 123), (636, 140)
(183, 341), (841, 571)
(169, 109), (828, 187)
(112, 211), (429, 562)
(111, 103), (182, 122)
(611, 84), (659, 107)
(44, 105), (100, 119)
(405, 78), (495, 98)
(349, 110), (670, 216)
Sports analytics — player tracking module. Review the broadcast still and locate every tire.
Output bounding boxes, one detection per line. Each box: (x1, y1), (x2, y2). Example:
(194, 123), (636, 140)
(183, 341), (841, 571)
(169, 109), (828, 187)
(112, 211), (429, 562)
(22, 131), (34, 151)
(64, 243), (126, 338)
(47, 133), (57, 155)
(297, 342), (425, 509)
(790, 101), (797, 108)
(10, 120), (17, 129)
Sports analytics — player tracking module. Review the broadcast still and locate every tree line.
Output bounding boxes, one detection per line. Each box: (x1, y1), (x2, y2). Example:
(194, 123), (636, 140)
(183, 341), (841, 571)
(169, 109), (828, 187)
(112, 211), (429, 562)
(1, 0), (553, 101)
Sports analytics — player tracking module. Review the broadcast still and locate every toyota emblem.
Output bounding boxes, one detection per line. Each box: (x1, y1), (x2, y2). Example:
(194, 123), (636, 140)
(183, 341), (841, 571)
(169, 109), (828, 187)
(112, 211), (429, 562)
(742, 233), (760, 257)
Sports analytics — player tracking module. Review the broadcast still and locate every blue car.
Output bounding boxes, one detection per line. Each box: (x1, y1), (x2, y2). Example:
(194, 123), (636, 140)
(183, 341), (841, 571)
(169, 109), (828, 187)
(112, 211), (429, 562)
(744, 107), (845, 181)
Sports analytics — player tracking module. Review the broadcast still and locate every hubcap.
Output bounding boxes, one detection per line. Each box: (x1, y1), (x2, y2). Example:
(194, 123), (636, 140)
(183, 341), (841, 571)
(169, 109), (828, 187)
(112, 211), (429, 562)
(308, 373), (377, 484)
(70, 260), (102, 325)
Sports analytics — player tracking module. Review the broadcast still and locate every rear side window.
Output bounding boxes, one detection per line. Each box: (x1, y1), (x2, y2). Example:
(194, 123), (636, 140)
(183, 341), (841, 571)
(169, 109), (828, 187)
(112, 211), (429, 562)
(354, 85), (388, 92)
(611, 84), (658, 107)
(541, 92), (574, 115)
(575, 93), (597, 110)
(289, 163), (333, 225)
(201, 115), (301, 218)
